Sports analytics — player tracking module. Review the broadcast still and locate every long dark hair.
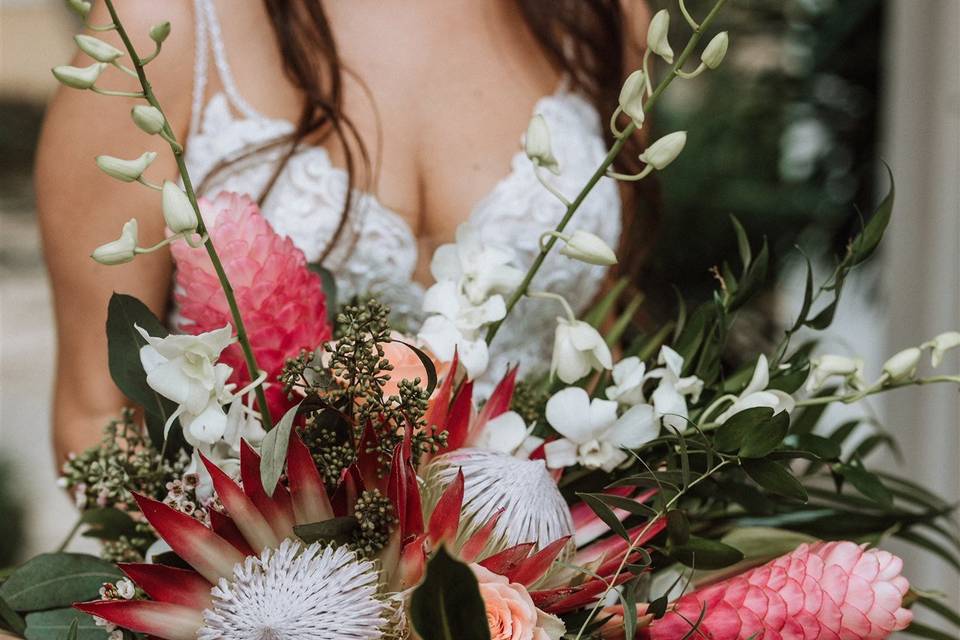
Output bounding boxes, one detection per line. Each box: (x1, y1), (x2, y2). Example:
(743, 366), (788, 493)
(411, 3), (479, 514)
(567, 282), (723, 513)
(202, 0), (653, 268)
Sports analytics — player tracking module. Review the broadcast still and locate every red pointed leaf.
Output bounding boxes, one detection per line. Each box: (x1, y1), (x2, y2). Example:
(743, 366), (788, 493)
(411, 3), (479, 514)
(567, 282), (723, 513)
(118, 564), (212, 609)
(208, 509), (255, 557)
(575, 518), (666, 566)
(75, 600), (203, 640)
(387, 429), (424, 539)
(536, 572), (634, 614)
(478, 542), (535, 576)
(460, 508), (505, 563)
(354, 421), (383, 492)
(428, 469), (464, 545)
(132, 493), (243, 583)
(440, 380), (474, 452)
(240, 439), (295, 539)
(472, 366), (518, 435)
(286, 431), (334, 525)
(199, 452), (277, 552)
(423, 350), (459, 432)
(507, 536), (571, 586)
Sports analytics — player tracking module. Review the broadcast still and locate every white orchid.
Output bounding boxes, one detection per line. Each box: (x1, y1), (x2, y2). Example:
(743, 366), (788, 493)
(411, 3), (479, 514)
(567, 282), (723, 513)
(136, 324), (236, 444)
(882, 347), (922, 383)
(543, 387), (658, 471)
(715, 354), (795, 424)
(430, 223), (524, 306)
(189, 396), (267, 502)
(806, 354), (865, 392)
(926, 331), (960, 368)
(605, 356), (647, 405)
(551, 318), (613, 384)
(645, 346), (704, 430)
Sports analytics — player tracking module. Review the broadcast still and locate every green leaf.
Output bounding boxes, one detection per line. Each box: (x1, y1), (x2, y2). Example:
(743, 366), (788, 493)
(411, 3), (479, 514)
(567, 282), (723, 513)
(714, 407), (775, 453)
(105, 293), (178, 447)
(915, 594), (960, 628)
(66, 619), (79, 640)
(739, 411), (790, 458)
(0, 553), (122, 612)
(839, 464), (893, 508)
(666, 510), (690, 546)
(79, 508), (137, 542)
(742, 460), (807, 502)
(729, 215), (752, 274)
(307, 262), (338, 328)
(387, 339), (438, 396)
(671, 536), (745, 570)
(729, 238), (768, 310)
(409, 547), (490, 640)
(848, 164), (894, 266)
(781, 434), (842, 461)
(259, 401), (303, 497)
(577, 493), (630, 542)
(584, 277), (628, 328)
(293, 517), (358, 545)
(589, 493), (657, 518)
(0, 594), (25, 635)
(606, 294), (644, 348)
(23, 609), (106, 640)
(900, 620), (958, 640)
(790, 254), (815, 332)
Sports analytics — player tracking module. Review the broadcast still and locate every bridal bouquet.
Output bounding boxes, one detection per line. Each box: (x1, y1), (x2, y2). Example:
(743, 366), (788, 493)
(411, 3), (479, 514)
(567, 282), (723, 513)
(4, 1), (959, 639)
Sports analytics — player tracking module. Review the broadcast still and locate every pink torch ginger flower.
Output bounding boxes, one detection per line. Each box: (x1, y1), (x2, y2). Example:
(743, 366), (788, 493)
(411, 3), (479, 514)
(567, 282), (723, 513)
(644, 541), (912, 640)
(171, 192), (331, 417)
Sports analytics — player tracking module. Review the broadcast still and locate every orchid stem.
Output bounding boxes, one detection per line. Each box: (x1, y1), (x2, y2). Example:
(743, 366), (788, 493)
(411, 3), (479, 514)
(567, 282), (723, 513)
(796, 375), (960, 407)
(485, 0), (728, 346)
(102, 0), (273, 430)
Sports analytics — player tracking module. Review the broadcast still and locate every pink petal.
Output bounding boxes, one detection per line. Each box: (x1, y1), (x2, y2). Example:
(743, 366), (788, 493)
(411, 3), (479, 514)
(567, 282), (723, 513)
(199, 452), (278, 552)
(118, 563), (211, 610)
(286, 431), (334, 525)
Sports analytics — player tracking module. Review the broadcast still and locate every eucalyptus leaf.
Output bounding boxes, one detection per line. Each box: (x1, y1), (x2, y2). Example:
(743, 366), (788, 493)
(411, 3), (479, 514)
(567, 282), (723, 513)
(671, 536), (744, 570)
(739, 411), (790, 458)
(578, 493), (630, 542)
(742, 459), (807, 502)
(23, 609), (106, 640)
(409, 547), (490, 640)
(79, 508), (137, 541)
(0, 554), (122, 612)
(259, 401), (303, 497)
(839, 463), (893, 508)
(0, 594), (25, 635)
(714, 407), (775, 453)
(848, 165), (894, 266)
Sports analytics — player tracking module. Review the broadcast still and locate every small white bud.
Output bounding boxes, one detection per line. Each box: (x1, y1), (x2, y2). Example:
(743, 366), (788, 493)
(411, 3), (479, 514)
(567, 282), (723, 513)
(115, 578), (136, 600)
(149, 22), (171, 44)
(882, 347), (922, 382)
(618, 69), (646, 126)
(92, 219), (138, 265)
(131, 105), (166, 134)
(559, 230), (618, 266)
(161, 181), (198, 233)
(701, 32), (729, 69)
(807, 354), (865, 391)
(647, 10), (674, 64)
(524, 114), (560, 175)
(66, 0), (92, 18)
(639, 131), (687, 170)
(51, 62), (106, 90)
(95, 151), (157, 182)
(927, 331), (960, 368)
(74, 35), (123, 63)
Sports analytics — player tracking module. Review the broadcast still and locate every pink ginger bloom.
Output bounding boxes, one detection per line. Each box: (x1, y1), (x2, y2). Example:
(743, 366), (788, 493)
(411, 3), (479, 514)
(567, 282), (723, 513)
(172, 192), (331, 417)
(645, 541), (912, 640)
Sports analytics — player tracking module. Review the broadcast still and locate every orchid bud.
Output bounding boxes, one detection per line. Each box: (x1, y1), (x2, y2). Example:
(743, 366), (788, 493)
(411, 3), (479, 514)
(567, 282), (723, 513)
(559, 230), (618, 266)
(927, 331), (960, 367)
(96, 151), (157, 182)
(701, 32), (729, 69)
(161, 181), (199, 233)
(525, 114), (560, 175)
(66, 0), (92, 18)
(639, 131), (687, 170)
(807, 354), (865, 391)
(131, 105), (165, 134)
(51, 62), (106, 90)
(149, 22), (171, 44)
(92, 219), (138, 265)
(74, 34), (123, 63)
(618, 69), (646, 126)
(882, 347), (921, 382)
(647, 10), (674, 64)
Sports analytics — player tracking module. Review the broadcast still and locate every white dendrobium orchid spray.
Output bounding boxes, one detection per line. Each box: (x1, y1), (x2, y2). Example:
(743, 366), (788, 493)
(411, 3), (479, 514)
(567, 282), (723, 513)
(95, 152), (157, 183)
(882, 347), (922, 383)
(715, 354), (795, 424)
(646, 346), (704, 430)
(131, 105), (166, 135)
(926, 331), (960, 367)
(74, 34), (124, 63)
(640, 131), (688, 171)
(189, 396), (267, 502)
(806, 354), (866, 392)
(91, 218), (139, 265)
(544, 387), (657, 471)
(199, 540), (390, 640)
(525, 114), (561, 175)
(418, 222), (523, 379)
(647, 9), (674, 63)
(161, 180), (200, 234)
(135, 324), (236, 445)
(52, 62), (106, 89)
(556, 229), (618, 266)
(701, 31), (730, 69)
(618, 69), (647, 127)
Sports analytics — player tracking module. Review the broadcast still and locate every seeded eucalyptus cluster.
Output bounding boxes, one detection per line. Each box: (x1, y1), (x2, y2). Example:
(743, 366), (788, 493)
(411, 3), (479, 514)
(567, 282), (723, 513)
(281, 300), (445, 485)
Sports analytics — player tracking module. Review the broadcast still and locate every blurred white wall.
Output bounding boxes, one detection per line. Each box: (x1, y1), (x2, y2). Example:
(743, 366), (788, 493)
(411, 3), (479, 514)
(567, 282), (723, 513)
(881, 0), (960, 622)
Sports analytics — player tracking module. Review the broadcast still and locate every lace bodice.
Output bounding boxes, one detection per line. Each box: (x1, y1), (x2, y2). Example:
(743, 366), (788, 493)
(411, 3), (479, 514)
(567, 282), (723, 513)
(184, 0), (621, 392)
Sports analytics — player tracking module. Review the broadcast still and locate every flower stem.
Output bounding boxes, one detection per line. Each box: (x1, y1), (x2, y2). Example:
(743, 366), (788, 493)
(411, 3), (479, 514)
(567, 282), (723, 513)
(795, 374), (960, 407)
(484, 0), (728, 346)
(102, 0), (273, 429)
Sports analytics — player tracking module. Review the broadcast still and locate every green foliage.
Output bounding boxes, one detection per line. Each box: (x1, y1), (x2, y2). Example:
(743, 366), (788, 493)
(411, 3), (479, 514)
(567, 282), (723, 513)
(24, 609), (105, 640)
(409, 547), (491, 640)
(0, 553), (121, 611)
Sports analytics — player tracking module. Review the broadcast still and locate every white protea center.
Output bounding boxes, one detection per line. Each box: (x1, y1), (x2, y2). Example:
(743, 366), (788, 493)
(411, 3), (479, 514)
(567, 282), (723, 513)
(426, 448), (574, 552)
(199, 539), (390, 640)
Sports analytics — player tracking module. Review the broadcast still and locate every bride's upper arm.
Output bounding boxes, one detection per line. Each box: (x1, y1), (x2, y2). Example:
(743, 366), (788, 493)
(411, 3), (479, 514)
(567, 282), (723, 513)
(620, 0), (652, 73)
(36, 0), (195, 458)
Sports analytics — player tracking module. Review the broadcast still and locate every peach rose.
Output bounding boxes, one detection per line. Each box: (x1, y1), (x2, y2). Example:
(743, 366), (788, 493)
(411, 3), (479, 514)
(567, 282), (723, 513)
(381, 333), (447, 398)
(471, 564), (565, 640)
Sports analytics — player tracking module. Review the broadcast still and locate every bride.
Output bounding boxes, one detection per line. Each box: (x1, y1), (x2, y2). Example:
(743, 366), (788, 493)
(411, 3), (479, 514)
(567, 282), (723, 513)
(36, 0), (651, 460)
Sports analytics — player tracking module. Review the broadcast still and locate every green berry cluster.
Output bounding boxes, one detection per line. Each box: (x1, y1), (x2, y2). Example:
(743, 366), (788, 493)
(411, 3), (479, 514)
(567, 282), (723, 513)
(351, 489), (396, 557)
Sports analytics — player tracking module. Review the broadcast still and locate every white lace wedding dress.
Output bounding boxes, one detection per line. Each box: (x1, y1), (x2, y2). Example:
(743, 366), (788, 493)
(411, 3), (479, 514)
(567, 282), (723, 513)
(184, 0), (622, 392)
